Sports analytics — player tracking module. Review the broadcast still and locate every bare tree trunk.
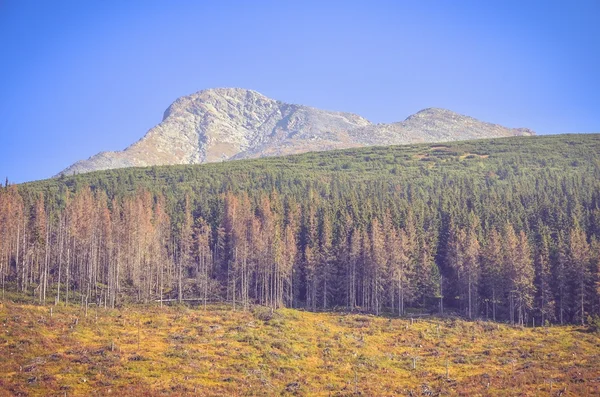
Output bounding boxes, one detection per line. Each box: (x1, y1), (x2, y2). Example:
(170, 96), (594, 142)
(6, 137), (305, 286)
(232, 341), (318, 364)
(440, 274), (444, 315)
(177, 239), (182, 303)
(351, 258), (356, 310)
(560, 286), (564, 325)
(56, 217), (64, 305)
(42, 220), (51, 304)
(233, 248), (237, 311)
(20, 217), (26, 292)
(519, 292), (523, 327)
(160, 250), (164, 308)
(65, 246), (71, 305)
(509, 291), (514, 326)
(541, 294), (545, 326)
(468, 275), (472, 320)
(323, 277), (327, 310)
(15, 223), (21, 291)
(205, 250), (210, 311)
(492, 288), (496, 322)
(398, 272), (404, 317)
(581, 279), (585, 326)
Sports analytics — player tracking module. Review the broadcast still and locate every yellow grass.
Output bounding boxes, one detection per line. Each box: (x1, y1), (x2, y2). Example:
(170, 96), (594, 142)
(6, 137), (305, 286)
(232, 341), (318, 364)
(0, 300), (598, 396)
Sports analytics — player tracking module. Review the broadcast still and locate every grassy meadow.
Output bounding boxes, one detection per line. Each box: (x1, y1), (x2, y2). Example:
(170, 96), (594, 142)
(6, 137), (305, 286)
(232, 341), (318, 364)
(1, 297), (599, 396)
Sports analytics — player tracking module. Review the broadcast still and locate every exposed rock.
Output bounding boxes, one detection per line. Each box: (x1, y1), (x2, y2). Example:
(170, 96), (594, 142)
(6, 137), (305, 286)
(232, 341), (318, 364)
(59, 88), (534, 176)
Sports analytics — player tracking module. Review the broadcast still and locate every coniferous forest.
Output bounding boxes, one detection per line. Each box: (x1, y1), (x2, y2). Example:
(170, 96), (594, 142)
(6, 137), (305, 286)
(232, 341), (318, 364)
(2, 134), (600, 326)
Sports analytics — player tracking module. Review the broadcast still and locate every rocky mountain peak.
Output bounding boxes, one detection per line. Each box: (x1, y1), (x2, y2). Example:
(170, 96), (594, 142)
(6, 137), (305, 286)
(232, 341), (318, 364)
(409, 107), (452, 116)
(162, 88), (274, 120)
(59, 89), (535, 176)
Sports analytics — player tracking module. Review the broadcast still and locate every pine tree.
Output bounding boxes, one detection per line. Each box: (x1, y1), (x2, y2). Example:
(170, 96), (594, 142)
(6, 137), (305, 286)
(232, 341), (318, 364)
(552, 232), (569, 325)
(32, 195), (48, 303)
(236, 193), (252, 311)
(98, 191), (113, 307)
(282, 199), (299, 308)
(502, 223), (520, 325)
(462, 227), (481, 319)
(347, 225), (360, 310)
(589, 237), (600, 317)
(194, 216), (211, 310)
(393, 229), (413, 316)
(154, 194), (171, 308)
(534, 223), (555, 325)
(480, 228), (504, 321)
(568, 222), (591, 325)
(370, 217), (386, 315)
(179, 195), (194, 303)
(318, 208), (333, 310)
(415, 239), (439, 309)
(222, 192), (240, 309)
(303, 204), (318, 311)
(514, 230), (535, 326)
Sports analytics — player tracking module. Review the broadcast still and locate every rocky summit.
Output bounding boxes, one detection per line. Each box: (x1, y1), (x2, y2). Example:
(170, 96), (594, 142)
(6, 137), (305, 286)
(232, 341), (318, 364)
(59, 88), (535, 176)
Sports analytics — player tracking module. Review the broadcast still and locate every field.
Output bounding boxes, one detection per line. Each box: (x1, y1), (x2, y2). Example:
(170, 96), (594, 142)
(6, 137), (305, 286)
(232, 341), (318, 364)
(1, 298), (599, 396)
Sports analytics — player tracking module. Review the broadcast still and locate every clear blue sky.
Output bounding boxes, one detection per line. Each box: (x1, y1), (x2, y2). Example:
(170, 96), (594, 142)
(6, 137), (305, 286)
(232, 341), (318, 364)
(1, 0), (599, 183)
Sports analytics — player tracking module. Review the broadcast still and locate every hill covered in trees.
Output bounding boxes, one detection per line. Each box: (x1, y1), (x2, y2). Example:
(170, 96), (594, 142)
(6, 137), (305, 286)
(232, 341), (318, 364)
(1, 134), (600, 326)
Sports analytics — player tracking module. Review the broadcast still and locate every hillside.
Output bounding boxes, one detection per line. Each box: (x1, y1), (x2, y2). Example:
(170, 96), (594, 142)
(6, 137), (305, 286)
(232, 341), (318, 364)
(0, 299), (598, 396)
(2, 134), (600, 327)
(59, 88), (534, 176)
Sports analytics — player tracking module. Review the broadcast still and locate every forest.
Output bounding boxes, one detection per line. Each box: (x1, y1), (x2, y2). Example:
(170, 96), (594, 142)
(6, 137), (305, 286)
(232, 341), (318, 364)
(1, 133), (599, 326)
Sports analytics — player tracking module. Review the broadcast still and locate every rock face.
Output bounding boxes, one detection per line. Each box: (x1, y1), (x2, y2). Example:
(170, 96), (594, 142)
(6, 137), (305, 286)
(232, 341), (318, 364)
(59, 88), (535, 176)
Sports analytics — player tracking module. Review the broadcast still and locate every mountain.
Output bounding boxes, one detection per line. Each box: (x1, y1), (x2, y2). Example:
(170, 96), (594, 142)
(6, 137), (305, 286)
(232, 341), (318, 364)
(59, 88), (534, 176)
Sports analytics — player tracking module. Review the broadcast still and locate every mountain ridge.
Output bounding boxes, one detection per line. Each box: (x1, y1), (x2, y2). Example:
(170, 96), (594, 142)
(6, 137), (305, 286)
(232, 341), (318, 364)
(59, 88), (534, 176)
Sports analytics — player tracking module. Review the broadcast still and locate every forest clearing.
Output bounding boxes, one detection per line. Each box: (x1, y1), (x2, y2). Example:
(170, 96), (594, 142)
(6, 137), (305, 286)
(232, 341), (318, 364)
(1, 297), (599, 396)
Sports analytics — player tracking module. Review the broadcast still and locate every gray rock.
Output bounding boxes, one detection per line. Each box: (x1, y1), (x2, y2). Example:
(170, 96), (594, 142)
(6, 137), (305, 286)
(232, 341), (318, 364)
(59, 88), (534, 176)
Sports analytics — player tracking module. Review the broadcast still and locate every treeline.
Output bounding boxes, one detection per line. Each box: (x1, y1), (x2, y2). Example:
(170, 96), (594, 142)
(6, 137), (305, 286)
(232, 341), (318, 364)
(1, 134), (600, 325)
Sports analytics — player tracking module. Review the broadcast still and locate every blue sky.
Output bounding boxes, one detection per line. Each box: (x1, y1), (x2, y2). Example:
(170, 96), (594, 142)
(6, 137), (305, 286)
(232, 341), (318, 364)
(1, 0), (599, 183)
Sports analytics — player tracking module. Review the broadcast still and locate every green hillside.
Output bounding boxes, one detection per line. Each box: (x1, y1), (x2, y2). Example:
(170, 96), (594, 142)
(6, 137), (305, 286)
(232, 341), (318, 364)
(1, 134), (599, 325)
(30, 133), (600, 195)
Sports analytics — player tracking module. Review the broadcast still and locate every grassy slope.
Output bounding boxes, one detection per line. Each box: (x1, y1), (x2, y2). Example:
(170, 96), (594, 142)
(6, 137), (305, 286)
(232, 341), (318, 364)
(1, 298), (598, 396)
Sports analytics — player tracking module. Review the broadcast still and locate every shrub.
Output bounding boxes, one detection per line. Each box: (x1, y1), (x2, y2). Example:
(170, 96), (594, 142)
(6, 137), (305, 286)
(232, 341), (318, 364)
(587, 315), (600, 333)
(253, 306), (275, 322)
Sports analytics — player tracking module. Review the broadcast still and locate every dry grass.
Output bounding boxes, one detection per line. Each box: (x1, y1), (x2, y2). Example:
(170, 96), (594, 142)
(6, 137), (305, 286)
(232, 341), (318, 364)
(0, 300), (599, 396)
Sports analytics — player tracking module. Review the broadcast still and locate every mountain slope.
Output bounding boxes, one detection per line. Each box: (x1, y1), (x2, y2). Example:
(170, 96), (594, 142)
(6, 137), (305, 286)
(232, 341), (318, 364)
(12, 134), (600, 325)
(59, 88), (534, 176)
